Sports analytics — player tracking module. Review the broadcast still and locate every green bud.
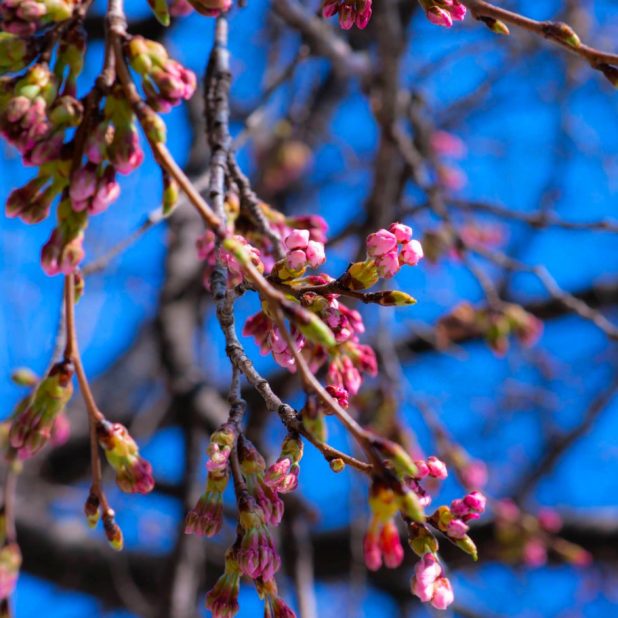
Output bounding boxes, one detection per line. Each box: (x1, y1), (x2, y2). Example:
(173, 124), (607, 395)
(543, 21), (580, 48)
(0, 34), (31, 72)
(329, 458), (345, 473)
(292, 308), (336, 349)
(147, 0), (171, 26)
(365, 290), (417, 307)
(399, 489), (424, 523)
(302, 408), (327, 443)
(142, 107), (167, 144)
(84, 492), (100, 529)
(408, 524), (439, 557)
(11, 368), (39, 387)
(455, 535), (478, 560)
(342, 260), (379, 291)
(162, 175), (179, 216)
(478, 16), (510, 35)
(49, 96), (83, 127)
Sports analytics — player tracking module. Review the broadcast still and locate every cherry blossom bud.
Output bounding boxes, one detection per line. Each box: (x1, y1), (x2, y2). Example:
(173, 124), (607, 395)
(543, 21), (581, 48)
(329, 458), (345, 473)
(426, 6), (453, 28)
(41, 229), (85, 275)
(185, 469), (228, 536)
(463, 490), (486, 513)
(426, 456), (448, 480)
(367, 229), (397, 257)
(431, 577), (454, 610)
(343, 260), (379, 290)
(103, 510), (123, 551)
(84, 491), (100, 528)
(388, 222), (412, 243)
(237, 498), (281, 580)
(285, 229), (310, 251)
(97, 420), (155, 494)
(0, 33), (33, 72)
(399, 239), (424, 266)
(9, 360), (73, 457)
(207, 423), (237, 472)
(206, 553), (241, 617)
(162, 174), (179, 216)
(408, 524), (439, 557)
(10, 368), (38, 387)
(305, 240), (325, 268)
(147, 0), (170, 25)
(375, 251), (400, 278)
(186, 0), (231, 16)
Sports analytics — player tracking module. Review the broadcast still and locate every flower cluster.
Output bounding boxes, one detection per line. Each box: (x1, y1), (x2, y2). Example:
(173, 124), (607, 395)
(365, 223), (424, 279)
(0, 0), (76, 35)
(437, 302), (543, 355)
(127, 37), (196, 113)
(238, 436), (284, 526)
(96, 420), (155, 494)
(0, 15), (194, 276)
(411, 553), (454, 610)
(198, 433), (304, 616)
(8, 360), (73, 458)
(321, 0), (372, 30)
(431, 491), (486, 545)
(264, 434), (303, 494)
(185, 424), (235, 537)
(420, 0), (466, 28)
(205, 549), (242, 618)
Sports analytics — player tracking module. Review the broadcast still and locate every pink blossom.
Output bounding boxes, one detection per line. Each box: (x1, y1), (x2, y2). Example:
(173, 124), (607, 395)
(388, 222), (413, 242)
(367, 229), (398, 257)
(399, 239), (424, 266)
(426, 6), (453, 27)
(446, 518), (469, 539)
(426, 456), (448, 480)
(432, 577), (455, 610)
(431, 130), (466, 158)
(285, 229), (310, 250)
(306, 240), (326, 267)
(375, 250), (400, 278)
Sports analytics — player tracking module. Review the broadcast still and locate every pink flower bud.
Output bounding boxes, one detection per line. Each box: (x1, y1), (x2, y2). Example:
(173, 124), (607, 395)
(305, 240), (325, 268)
(463, 490), (486, 513)
(286, 249), (308, 272)
(431, 577), (454, 610)
(446, 518), (468, 539)
(285, 228), (310, 250)
(388, 222), (413, 243)
(426, 456), (448, 480)
(367, 229), (397, 257)
(69, 164), (98, 204)
(380, 520), (404, 568)
(363, 530), (382, 571)
(426, 6), (453, 28)
(375, 250), (400, 278)
(399, 239), (424, 266)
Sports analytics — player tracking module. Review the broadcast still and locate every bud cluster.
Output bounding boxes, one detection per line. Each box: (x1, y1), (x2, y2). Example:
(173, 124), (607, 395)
(321, 0), (372, 30)
(0, 0), (77, 35)
(419, 0), (466, 28)
(96, 420), (155, 494)
(127, 37), (196, 113)
(185, 423), (236, 537)
(8, 360), (73, 458)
